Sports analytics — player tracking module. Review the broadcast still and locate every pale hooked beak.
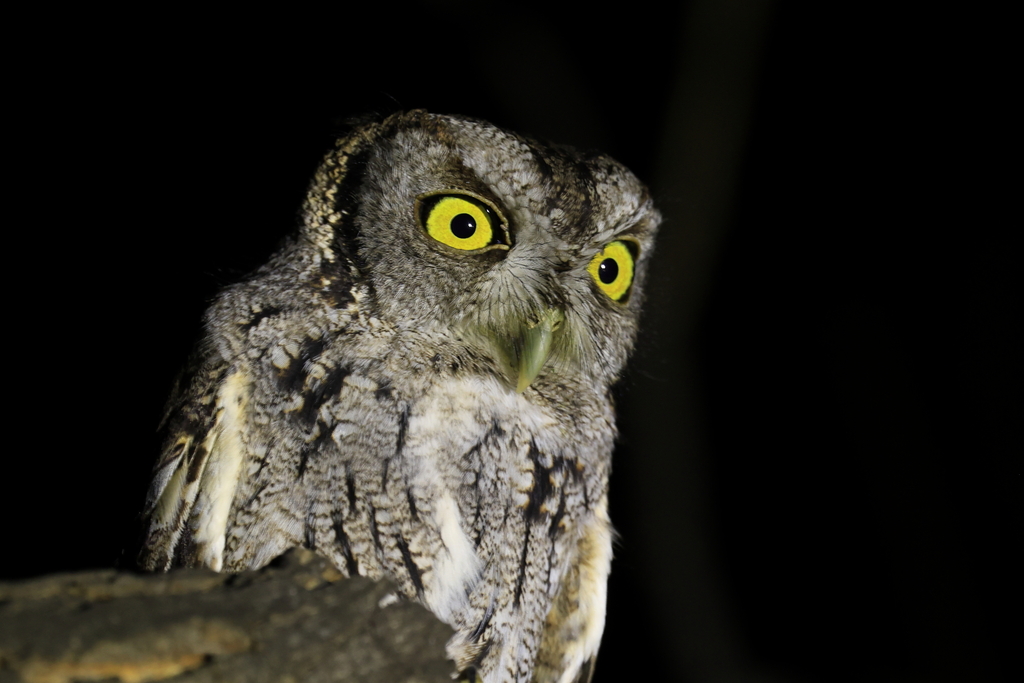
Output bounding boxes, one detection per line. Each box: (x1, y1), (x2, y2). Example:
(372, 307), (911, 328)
(515, 308), (564, 392)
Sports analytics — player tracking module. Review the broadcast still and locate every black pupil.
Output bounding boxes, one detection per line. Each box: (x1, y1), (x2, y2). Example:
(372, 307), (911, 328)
(450, 213), (477, 239)
(598, 258), (618, 284)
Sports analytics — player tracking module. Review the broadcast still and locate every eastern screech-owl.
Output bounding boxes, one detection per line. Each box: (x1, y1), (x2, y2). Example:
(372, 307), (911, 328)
(140, 111), (660, 683)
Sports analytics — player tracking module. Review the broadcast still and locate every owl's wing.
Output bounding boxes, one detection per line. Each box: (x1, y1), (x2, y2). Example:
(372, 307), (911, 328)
(138, 345), (245, 572)
(138, 304), (404, 577)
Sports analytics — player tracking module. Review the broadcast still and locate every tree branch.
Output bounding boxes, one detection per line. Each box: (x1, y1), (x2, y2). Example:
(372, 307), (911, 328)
(0, 549), (453, 683)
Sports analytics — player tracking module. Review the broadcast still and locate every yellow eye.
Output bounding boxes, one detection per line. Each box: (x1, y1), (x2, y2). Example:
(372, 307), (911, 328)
(422, 195), (496, 251)
(587, 240), (635, 301)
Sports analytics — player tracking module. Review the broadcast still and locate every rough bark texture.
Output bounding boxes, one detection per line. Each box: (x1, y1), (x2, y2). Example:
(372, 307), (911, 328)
(0, 549), (453, 683)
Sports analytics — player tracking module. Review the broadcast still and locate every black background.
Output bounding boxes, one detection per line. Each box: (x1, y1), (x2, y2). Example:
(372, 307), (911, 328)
(6, 2), (1016, 681)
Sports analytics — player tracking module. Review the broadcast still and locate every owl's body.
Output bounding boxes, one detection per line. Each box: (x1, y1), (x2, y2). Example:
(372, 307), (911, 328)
(140, 111), (659, 683)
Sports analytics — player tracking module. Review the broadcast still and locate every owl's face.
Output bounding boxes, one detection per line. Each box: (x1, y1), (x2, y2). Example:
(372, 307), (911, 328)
(303, 112), (659, 393)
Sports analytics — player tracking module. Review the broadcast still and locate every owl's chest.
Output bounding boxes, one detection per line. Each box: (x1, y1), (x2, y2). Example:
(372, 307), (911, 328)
(396, 375), (610, 544)
(380, 375), (611, 619)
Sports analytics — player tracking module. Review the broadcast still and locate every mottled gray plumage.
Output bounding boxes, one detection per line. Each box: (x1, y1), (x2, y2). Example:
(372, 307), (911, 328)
(140, 111), (659, 683)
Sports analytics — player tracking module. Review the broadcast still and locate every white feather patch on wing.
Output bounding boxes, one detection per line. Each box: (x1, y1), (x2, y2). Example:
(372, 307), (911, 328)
(151, 455), (188, 529)
(146, 437), (190, 518)
(192, 370), (250, 571)
(426, 492), (483, 624)
(145, 455), (193, 570)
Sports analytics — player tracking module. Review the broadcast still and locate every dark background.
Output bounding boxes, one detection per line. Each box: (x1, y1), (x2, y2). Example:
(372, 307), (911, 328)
(7, 2), (1016, 681)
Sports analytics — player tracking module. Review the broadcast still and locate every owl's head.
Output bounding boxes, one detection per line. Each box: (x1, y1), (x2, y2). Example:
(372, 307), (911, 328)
(296, 111), (659, 393)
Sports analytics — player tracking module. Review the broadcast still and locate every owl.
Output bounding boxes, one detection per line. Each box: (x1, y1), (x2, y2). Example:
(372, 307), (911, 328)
(139, 110), (660, 683)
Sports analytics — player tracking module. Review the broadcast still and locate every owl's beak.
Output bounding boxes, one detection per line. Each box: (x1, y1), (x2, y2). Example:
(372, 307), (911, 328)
(515, 308), (564, 392)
